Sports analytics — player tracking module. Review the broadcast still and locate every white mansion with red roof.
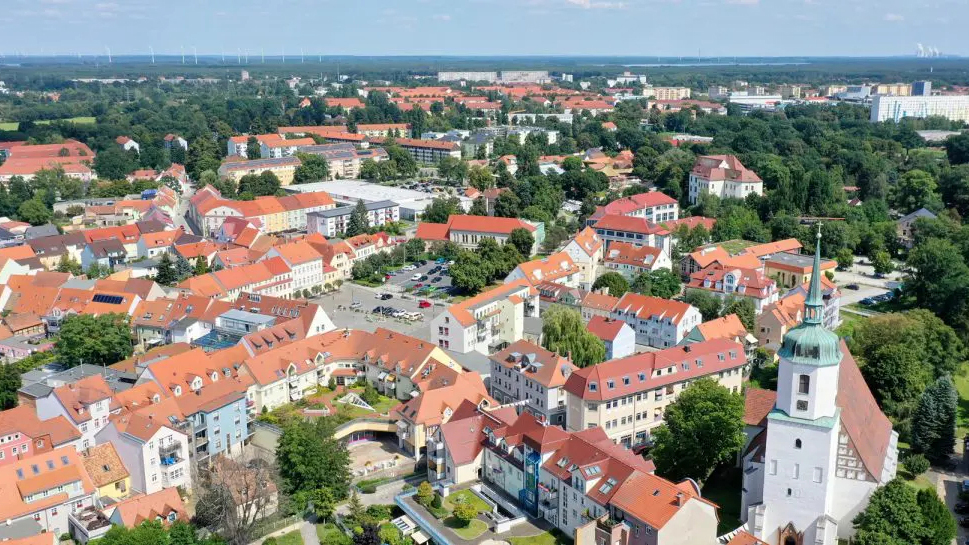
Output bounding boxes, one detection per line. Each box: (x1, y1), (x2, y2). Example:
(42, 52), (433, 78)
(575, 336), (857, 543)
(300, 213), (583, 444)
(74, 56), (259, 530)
(688, 155), (763, 205)
(740, 233), (898, 545)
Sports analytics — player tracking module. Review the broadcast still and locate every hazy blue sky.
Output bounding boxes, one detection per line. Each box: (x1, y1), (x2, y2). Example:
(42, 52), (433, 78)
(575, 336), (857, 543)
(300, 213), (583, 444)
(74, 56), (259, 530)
(1, 0), (965, 58)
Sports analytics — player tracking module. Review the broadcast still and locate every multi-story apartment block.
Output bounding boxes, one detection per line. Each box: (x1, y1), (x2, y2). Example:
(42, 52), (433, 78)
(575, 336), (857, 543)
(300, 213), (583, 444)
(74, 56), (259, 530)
(35, 375), (114, 450)
(489, 341), (576, 427)
(370, 136), (460, 164)
(562, 227), (604, 290)
(189, 186), (335, 236)
(870, 94), (969, 123)
(591, 214), (670, 254)
(651, 86), (692, 100)
(297, 142), (389, 180)
(437, 71), (498, 82)
(217, 156), (301, 187)
(872, 83), (912, 96)
(393, 371), (493, 459)
(258, 135), (316, 159)
(97, 395), (192, 495)
(587, 191), (679, 225)
(263, 240), (326, 293)
(425, 404), (719, 543)
(355, 123), (411, 138)
(430, 279), (539, 354)
(564, 338), (747, 447)
(307, 200), (400, 237)
(688, 155), (763, 205)
(687, 264), (779, 314)
(0, 447), (98, 538)
(763, 251), (837, 290)
(610, 293), (701, 348)
(138, 349), (251, 460)
(504, 252), (582, 288)
(227, 136), (250, 158)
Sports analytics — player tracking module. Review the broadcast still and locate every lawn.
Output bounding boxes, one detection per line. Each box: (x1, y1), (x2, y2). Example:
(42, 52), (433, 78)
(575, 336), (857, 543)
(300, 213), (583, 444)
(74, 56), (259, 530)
(331, 388), (398, 419)
(271, 530), (304, 545)
(444, 516), (488, 540)
(954, 368), (969, 441)
(443, 489), (492, 513)
(0, 117), (98, 131)
(508, 530), (573, 545)
(835, 310), (868, 339)
(701, 466), (743, 535)
(316, 523), (351, 545)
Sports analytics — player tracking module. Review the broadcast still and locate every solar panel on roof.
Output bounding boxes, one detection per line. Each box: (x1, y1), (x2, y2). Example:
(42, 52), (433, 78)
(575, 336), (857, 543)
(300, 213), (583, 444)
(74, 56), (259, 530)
(92, 294), (124, 305)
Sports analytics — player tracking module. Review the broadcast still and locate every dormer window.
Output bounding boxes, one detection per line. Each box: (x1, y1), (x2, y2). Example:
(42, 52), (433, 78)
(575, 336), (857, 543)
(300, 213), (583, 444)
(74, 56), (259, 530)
(173, 386), (182, 396)
(211, 372), (219, 381)
(588, 382), (598, 392)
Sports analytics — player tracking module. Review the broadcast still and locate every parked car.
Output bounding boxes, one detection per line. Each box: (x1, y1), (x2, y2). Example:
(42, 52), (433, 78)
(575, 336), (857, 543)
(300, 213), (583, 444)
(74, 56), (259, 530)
(435, 257), (446, 264)
(960, 517), (969, 528)
(392, 309), (408, 318)
(414, 283), (424, 289)
(419, 275), (429, 282)
(418, 300), (432, 308)
(381, 307), (396, 316)
(410, 273), (422, 281)
(349, 301), (362, 309)
(379, 293), (393, 300)
(403, 265), (416, 271)
(844, 284), (860, 290)
(372, 306), (385, 314)
(432, 276), (443, 283)
(419, 260), (428, 266)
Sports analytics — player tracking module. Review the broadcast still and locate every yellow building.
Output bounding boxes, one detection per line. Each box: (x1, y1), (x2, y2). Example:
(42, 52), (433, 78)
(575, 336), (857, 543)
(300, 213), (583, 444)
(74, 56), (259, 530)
(652, 86), (692, 100)
(81, 444), (131, 501)
(217, 156), (301, 187)
(873, 83), (912, 96)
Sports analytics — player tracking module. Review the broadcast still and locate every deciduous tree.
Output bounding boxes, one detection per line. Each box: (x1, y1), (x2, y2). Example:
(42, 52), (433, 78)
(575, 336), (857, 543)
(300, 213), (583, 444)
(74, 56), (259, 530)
(541, 305), (606, 368)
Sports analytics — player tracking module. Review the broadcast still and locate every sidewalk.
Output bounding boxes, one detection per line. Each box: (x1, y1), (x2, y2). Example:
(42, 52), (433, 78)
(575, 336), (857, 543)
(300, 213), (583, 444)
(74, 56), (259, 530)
(249, 517), (320, 545)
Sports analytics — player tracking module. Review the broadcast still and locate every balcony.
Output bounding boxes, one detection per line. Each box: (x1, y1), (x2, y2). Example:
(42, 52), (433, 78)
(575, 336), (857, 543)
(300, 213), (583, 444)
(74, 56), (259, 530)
(288, 375), (299, 386)
(290, 389), (304, 402)
(193, 433), (208, 447)
(158, 443), (184, 466)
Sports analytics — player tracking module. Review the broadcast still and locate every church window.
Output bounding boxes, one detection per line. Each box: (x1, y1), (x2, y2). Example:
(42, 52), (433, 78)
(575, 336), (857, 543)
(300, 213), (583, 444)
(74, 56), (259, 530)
(793, 464), (799, 479)
(786, 488), (792, 497)
(769, 460), (777, 475)
(798, 374), (810, 395)
(796, 400), (808, 412)
(795, 439), (802, 449)
(813, 467), (823, 483)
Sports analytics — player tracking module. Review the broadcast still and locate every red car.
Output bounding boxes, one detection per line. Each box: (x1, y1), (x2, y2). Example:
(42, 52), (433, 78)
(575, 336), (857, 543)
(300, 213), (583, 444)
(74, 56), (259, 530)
(418, 300), (432, 309)
(414, 283), (423, 288)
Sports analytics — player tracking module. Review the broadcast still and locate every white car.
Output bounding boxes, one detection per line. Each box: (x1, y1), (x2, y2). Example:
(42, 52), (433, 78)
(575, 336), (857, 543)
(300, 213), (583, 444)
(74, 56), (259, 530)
(411, 273), (422, 281)
(403, 265), (417, 271)
(349, 301), (362, 309)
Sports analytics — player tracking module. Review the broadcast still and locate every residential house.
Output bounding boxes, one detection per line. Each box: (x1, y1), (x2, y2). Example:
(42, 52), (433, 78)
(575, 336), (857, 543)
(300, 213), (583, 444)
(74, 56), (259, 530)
(430, 279), (539, 354)
(0, 447), (97, 538)
(688, 155), (763, 205)
(587, 191), (679, 225)
(562, 227), (604, 290)
(603, 241), (672, 279)
(79, 443), (131, 502)
(564, 338), (747, 446)
(489, 340), (576, 427)
(897, 207), (937, 248)
(116, 136), (140, 153)
(683, 314), (758, 360)
(579, 291), (619, 323)
(763, 252), (837, 290)
(785, 275), (841, 330)
(687, 264), (779, 314)
(217, 156), (301, 187)
(0, 405), (81, 465)
(610, 293), (701, 348)
(106, 487), (186, 528)
(756, 293), (803, 353)
(504, 252), (582, 287)
(35, 375), (115, 450)
(586, 316), (635, 360)
(164, 134), (188, 151)
(262, 240), (325, 293)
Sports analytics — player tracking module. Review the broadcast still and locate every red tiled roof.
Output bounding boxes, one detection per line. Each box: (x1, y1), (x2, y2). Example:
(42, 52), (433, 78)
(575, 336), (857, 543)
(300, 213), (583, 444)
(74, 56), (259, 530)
(744, 388), (776, 427)
(612, 292), (694, 325)
(586, 316), (628, 342)
(446, 215), (535, 235)
(692, 155), (762, 183)
(564, 338), (745, 401)
(593, 214), (666, 235)
(415, 222), (450, 242)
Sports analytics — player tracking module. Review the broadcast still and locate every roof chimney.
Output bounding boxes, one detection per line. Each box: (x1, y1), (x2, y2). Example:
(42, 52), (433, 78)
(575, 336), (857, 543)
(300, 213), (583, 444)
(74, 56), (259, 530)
(683, 345), (691, 353)
(675, 492), (685, 506)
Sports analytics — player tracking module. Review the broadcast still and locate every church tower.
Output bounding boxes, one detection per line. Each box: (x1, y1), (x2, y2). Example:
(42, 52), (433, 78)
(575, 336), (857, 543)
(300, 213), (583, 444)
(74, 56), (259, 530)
(758, 226), (844, 545)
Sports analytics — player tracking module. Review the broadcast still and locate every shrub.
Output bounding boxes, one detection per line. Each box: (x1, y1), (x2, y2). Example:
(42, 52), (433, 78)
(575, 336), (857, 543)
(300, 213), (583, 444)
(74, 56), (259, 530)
(365, 504), (393, 521)
(452, 501), (477, 526)
(264, 538), (278, 545)
(431, 493), (443, 509)
(360, 483), (377, 494)
(416, 481), (434, 507)
(402, 483), (414, 492)
(903, 453), (930, 476)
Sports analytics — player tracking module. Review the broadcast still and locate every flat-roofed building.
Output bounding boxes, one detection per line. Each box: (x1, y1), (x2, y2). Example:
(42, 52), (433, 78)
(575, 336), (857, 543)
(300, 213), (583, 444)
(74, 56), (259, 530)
(307, 200), (400, 237)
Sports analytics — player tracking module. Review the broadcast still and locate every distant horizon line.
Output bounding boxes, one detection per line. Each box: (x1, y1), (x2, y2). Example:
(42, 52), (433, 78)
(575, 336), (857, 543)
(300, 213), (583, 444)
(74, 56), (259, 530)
(0, 54), (964, 60)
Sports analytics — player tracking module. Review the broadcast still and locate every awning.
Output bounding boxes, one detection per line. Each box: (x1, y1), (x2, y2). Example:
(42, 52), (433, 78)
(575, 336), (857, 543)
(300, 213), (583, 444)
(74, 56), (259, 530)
(378, 372), (388, 380)
(410, 531), (429, 544)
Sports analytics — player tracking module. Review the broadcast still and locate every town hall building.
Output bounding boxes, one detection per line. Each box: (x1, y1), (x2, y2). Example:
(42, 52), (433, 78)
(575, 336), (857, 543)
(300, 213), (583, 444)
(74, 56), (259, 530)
(739, 229), (898, 545)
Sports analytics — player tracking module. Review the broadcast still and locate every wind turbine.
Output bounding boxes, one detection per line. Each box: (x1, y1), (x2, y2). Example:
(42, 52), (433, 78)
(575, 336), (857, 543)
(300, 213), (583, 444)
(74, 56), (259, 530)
(237, 49), (241, 64)
(301, 48), (304, 64)
(261, 48), (265, 64)
(149, 46), (155, 64)
(282, 46), (285, 63)
(181, 45), (185, 65)
(193, 46), (198, 65)
(105, 46), (112, 63)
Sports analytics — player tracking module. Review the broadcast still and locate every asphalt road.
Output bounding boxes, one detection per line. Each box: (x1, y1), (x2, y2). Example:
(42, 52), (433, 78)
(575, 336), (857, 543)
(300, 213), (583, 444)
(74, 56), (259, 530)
(312, 282), (446, 341)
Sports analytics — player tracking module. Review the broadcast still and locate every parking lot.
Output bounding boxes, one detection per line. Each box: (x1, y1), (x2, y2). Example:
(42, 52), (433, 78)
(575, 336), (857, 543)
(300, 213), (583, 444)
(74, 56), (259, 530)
(383, 259), (456, 294)
(312, 283), (445, 341)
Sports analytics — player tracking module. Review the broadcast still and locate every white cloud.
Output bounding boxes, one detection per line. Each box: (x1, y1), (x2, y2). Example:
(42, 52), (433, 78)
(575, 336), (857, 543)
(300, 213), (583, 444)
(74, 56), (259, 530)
(432, 13), (451, 20)
(884, 12), (904, 21)
(565, 0), (627, 9)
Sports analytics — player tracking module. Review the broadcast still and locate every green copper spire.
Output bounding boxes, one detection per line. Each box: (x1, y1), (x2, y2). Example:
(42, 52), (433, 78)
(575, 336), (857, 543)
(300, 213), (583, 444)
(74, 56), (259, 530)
(777, 224), (843, 367)
(804, 223), (824, 326)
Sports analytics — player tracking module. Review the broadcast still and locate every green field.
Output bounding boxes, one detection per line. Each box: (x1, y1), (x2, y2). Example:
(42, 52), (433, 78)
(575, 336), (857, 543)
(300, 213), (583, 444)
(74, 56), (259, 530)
(508, 531), (573, 545)
(0, 116), (97, 131)
(270, 530), (304, 545)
